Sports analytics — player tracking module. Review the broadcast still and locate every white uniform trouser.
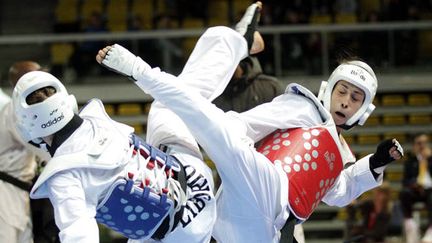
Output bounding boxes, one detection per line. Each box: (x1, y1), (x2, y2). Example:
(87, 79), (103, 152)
(136, 26), (288, 243)
(146, 25), (245, 157)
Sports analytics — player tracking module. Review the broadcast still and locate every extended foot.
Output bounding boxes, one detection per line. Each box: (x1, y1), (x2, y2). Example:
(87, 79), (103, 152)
(235, 1), (264, 54)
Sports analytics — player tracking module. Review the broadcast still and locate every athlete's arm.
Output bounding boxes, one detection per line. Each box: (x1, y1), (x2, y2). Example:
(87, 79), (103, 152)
(47, 170), (99, 242)
(321, 155), (380, 207)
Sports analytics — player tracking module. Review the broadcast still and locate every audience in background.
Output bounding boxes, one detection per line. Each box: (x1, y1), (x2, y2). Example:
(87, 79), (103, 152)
(59, 0), (431, 79)
(400, 133), (432, 243)
(345, 184), (393, 243)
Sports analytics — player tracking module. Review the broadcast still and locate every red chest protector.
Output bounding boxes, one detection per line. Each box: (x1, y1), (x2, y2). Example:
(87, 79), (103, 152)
(257, 127), (343, 220)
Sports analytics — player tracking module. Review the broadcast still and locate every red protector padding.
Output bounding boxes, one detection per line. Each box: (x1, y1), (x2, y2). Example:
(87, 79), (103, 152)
(257, 127), (343, 220)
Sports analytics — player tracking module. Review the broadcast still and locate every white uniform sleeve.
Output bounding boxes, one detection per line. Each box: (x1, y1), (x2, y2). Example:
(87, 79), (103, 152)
(321, 154), (382, 207)
(47, 170), (99, 243)
(229, 94), (323, 142)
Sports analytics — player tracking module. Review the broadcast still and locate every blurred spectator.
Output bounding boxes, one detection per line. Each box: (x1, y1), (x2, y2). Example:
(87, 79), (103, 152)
(400, 133), (432, 243)
(345, 184), (393, 243)
(213, 56), (284, 113)
(70, 11), (108, 79)
(0, 61), (53, 243)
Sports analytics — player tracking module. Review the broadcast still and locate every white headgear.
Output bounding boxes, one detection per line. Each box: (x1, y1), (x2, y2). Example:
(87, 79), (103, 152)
(12, 71), (78, 143)
(317, 60), (378, 127)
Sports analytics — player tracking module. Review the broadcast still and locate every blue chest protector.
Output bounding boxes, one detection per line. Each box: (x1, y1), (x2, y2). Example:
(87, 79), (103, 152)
(95, 134), (183, 240)
(95, 178), (174, 239)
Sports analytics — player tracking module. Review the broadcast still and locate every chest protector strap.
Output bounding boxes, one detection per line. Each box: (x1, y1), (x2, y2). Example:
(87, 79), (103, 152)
(95, 134), (186, 240)
(257, 127), (343, 220)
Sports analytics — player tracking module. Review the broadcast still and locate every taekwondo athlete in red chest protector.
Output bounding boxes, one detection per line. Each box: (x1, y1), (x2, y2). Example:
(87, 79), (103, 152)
(96, 2), (403, 242)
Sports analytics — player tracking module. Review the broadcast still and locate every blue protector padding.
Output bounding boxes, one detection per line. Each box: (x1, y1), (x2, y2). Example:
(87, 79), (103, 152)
(96, 178), (174, 240)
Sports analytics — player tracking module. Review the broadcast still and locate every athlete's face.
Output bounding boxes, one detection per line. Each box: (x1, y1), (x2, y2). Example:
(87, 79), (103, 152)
(330, 80), (365, 126)
(26, 86), (56, 105)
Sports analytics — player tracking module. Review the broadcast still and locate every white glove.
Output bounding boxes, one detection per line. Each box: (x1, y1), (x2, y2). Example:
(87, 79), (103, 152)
(101, 44), (150, 80)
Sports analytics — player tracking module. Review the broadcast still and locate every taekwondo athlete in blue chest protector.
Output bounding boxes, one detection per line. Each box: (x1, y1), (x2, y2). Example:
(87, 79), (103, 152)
(11, 70), (216, 242)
